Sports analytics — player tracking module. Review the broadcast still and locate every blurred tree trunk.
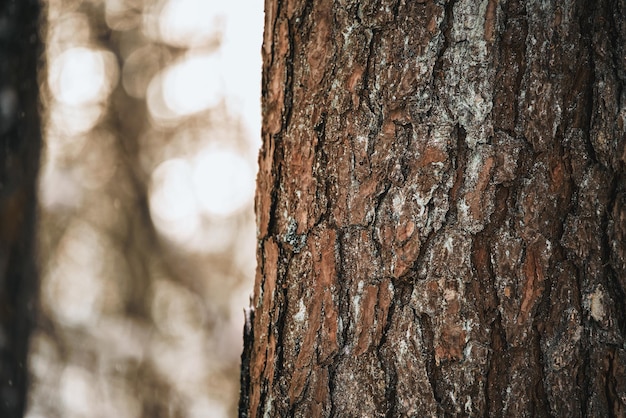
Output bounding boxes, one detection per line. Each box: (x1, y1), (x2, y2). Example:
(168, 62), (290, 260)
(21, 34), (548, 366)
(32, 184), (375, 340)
(241, 0), (626, 416)
(0, 0), (42, 416)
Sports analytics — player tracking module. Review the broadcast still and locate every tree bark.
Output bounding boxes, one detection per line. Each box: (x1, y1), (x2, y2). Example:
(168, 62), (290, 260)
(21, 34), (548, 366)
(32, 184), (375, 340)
(241, 0), (626, 416)
(0, 0), (42, 416)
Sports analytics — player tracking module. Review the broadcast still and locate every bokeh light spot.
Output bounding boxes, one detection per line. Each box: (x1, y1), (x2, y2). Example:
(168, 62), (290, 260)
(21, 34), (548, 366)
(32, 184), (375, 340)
(151, 280), (206, 339)
(150, 158), (199, 222)
(149, 158), (206, 248)
(159, 0), (226, 47)
(49, 47), (119, 106)
(162, 53), (223, 117)
(43, 222), (107, 327)
(59, 366), (97, 415)
(193, 149), (255, 217)
(39, 161), (83, 211)
(49, 103), (105, 136)
(122, 45), (164, 99)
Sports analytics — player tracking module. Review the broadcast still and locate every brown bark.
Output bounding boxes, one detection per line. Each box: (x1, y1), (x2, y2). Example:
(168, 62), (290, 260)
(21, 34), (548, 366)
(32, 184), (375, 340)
(0, 1), (42, 416)
(241, 0), (626, 416)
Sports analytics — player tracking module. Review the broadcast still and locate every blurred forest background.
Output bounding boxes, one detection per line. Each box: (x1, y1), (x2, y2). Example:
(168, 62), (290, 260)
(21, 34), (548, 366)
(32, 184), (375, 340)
(29, 0), (263, 416)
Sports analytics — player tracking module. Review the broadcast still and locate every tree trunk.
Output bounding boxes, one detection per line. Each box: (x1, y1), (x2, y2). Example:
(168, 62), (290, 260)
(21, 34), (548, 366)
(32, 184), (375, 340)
(0, 0), (42, 416)
(241, 0), (626, 416)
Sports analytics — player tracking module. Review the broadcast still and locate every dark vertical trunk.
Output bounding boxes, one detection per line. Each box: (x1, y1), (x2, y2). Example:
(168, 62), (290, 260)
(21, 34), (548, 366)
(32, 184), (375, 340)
(0, 0), (42, 416)
(242, 0), (626, 416)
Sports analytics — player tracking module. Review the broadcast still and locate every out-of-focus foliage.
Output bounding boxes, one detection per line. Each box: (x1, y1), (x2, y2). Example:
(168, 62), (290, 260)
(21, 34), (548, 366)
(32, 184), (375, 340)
(29, 0), (262, 416)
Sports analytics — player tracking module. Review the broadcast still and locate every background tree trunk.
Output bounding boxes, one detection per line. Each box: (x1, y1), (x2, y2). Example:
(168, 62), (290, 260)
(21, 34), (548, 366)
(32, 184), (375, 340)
(0, 0), (42, 416)
(241, 0), (626, 416)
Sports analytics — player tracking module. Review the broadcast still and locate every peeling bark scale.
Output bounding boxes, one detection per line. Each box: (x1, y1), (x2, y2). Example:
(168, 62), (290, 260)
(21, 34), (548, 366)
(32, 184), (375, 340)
(240, 0), (626, 416)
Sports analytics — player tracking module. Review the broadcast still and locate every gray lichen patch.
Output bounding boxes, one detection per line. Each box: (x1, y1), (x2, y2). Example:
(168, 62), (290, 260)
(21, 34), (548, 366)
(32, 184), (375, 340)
(282, 217), (306, 253)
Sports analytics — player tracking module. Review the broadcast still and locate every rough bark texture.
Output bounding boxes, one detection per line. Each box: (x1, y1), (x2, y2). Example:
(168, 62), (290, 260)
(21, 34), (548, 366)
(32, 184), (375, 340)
(0, 0), (42, 416)
(241, 0), (626, 416)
